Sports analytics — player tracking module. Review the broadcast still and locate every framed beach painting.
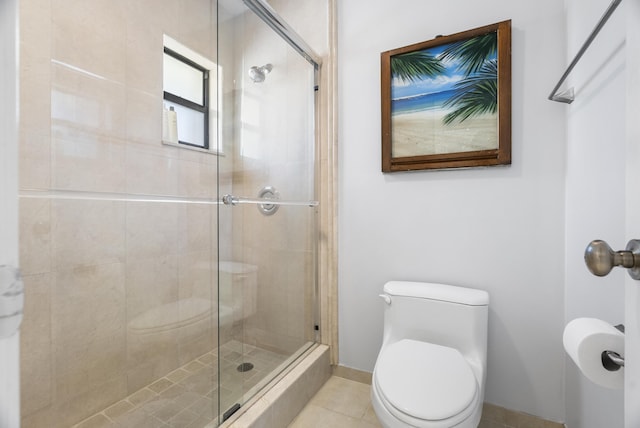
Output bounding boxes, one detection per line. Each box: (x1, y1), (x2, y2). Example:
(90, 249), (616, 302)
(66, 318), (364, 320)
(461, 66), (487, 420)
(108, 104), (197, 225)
(381, 20), (511, 172)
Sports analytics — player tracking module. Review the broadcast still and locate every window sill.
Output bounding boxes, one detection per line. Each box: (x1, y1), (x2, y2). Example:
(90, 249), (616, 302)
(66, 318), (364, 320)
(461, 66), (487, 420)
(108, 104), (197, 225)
(162, 140), (224, 156)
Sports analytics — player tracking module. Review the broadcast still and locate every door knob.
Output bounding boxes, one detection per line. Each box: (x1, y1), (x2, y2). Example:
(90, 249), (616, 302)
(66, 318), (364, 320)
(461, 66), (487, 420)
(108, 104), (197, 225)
(584, 239), (640, 280)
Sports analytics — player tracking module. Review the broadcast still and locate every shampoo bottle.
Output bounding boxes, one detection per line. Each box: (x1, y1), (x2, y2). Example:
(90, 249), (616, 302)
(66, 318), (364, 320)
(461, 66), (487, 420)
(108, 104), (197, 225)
(162, 104), (170, 142)
(168, 106), (178, 144)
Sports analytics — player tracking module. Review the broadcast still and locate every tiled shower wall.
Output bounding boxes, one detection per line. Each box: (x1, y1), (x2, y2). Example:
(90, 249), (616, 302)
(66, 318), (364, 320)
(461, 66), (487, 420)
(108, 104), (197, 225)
(18, 1), (225, 426)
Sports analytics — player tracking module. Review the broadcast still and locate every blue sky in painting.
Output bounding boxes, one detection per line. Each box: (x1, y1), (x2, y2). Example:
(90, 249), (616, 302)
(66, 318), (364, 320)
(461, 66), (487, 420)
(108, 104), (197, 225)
(391, 42), (496, 100)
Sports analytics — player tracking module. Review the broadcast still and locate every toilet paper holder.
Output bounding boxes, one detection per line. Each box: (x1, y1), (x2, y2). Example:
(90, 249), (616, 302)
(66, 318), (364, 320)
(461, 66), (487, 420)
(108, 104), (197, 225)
(602, 350), (624, 370)
(602, 324), (625, 371)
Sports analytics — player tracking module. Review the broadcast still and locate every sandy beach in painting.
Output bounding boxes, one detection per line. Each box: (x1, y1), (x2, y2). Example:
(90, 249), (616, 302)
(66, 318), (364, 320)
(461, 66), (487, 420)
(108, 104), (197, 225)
(391, 109), (498, 158)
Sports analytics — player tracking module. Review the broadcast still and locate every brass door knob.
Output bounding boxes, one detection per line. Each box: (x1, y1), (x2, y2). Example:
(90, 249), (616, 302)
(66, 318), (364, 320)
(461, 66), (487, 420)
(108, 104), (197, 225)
(584, 239), (640, 280)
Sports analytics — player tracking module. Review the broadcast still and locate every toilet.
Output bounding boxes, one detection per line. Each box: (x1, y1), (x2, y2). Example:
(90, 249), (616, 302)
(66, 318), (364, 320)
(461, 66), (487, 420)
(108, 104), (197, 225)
(371, 281), (489, 428)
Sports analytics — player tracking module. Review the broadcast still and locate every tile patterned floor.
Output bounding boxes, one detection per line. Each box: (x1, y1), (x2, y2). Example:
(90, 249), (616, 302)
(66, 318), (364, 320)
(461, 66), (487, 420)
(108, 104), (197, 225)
(73, 341), (288, 428)
(288, 376), (382, 428)
(74, 358), (556, 428)
(288, 376), (541, 428)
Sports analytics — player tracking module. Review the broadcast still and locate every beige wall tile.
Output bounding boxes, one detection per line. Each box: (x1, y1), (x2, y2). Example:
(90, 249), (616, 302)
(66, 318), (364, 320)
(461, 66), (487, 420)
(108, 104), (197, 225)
(126, 325), (180, 389)
(177, 251), (215, 363)
(178, 324), (215, 366)
(178, 159), (215, 199)
(19, 59), (51, 148)
(178, 204), (214, 254)
(55, 376), (127, 427)
(19, 0), (52, 56)
(19, 130), (51, 190)
(21, 407), (55, 428)
(126, 340), (178, 393)
(125, 21), (163, 96)
(125, 202), (178, 259)
(51, 200), (126, 269)
(51, 0), (126, 83)
(125, 0), (182, 38)
(19, 198), (51, 275)
(126, 89), (162, 145)
(125, 146), (179, 196)
(51, 132), (126, 193)
(178, 251), (214, 301)
(19, 19), (52, 189)
(174, 0), (216, 59)
(52, 263), (128, 425)
(19, 0), (52, 140)
(125, 255), (179, 319)
(51, 62), (127, 140)
(20, 273), (52, 417)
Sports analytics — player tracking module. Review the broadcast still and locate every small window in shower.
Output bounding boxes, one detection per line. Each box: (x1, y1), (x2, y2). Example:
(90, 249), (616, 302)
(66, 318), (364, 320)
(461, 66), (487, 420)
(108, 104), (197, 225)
(162, 35), (221, 153)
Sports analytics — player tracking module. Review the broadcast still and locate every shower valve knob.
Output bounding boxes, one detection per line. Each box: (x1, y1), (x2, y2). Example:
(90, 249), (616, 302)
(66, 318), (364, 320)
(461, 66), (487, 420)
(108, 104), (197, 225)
(584, 239), (640, 280)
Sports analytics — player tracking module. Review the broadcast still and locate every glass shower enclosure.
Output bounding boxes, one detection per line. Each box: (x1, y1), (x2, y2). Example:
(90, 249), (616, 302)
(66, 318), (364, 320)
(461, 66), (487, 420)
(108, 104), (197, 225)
(216, 0), (320, 421)
(17, 0), (320, 426)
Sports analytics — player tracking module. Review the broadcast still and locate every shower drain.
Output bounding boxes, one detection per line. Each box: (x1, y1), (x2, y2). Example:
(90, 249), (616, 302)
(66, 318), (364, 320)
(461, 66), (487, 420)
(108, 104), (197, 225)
(237, 362), (254, 372)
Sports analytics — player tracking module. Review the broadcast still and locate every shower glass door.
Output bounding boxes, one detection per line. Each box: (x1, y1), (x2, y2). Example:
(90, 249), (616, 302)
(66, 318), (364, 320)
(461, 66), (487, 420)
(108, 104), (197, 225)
(17, 0), (317, 425)
(18, 1), (221, 426)
(216, 0), (319, 420)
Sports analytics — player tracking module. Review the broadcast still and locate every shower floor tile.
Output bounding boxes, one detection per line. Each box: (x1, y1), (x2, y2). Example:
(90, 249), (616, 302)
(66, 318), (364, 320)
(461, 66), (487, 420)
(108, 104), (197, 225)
(72, 341), (288, 428)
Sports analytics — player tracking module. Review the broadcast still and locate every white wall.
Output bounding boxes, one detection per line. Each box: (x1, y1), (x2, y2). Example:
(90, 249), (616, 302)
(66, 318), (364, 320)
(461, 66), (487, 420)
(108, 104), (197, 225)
(338, 0), (567, 422)
(0, 0), (21, 426)
(625, 1), (640, 426)
(564, 0), (626, 427)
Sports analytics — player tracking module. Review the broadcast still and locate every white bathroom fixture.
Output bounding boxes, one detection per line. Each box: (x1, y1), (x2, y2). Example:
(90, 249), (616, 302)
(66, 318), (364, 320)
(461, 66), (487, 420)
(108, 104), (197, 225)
(371, 281), (489, 428)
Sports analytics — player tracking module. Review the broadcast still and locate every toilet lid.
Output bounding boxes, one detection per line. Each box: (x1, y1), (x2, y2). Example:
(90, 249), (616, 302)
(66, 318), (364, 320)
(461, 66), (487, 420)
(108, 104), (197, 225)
(128, 298), (212, 334)
(375, 339), (478, 422)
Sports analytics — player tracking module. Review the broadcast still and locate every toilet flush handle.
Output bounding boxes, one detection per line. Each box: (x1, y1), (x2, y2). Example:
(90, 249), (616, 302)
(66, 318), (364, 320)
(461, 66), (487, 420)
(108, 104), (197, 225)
(379, 294), (391, 305)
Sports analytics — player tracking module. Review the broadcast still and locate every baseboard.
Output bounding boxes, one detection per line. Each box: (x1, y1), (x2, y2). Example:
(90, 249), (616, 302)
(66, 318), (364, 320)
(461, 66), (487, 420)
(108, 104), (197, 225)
(481, 403), (565, 428)
(332, 365), (372, 385)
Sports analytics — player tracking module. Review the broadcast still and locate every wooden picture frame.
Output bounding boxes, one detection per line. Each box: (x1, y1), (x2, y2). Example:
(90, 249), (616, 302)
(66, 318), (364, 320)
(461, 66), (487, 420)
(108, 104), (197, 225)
(381, 20), (511, 172)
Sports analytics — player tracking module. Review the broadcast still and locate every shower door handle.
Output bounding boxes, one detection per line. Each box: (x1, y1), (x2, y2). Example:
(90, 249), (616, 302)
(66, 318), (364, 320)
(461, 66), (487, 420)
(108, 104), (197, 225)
(584, 239), (640, 280)
(222, 194), (239, 206)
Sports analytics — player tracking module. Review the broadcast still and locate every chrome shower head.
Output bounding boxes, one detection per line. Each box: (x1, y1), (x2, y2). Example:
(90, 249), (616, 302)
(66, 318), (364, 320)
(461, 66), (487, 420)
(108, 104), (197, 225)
(248, 63), (273, 83)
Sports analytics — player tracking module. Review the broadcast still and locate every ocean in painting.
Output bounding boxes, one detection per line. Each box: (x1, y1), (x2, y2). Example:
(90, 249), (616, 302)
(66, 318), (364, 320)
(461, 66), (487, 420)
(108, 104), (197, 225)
(391, 89), (455, 115)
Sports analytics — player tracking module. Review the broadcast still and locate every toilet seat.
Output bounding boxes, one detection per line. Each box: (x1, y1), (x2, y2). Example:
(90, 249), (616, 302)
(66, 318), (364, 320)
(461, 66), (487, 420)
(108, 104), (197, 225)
(128, 298), (212, 335)
(373, 339), (479, 427)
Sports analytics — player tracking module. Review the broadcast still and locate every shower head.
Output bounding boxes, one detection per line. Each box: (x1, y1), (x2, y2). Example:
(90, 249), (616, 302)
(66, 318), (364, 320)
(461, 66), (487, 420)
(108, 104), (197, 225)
(248, 63), (273, 83)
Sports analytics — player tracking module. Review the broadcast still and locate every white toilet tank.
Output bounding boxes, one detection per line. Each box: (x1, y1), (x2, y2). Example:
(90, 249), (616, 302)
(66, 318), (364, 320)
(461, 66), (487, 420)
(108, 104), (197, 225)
(381, 281), (489, 369)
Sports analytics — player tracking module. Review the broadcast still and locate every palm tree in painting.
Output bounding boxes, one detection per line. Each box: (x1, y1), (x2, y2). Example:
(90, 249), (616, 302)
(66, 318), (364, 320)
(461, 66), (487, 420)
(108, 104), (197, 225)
(442, 59), (497, 124)
(391, 51), (445, 83)
(438, 32), (498, 124)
